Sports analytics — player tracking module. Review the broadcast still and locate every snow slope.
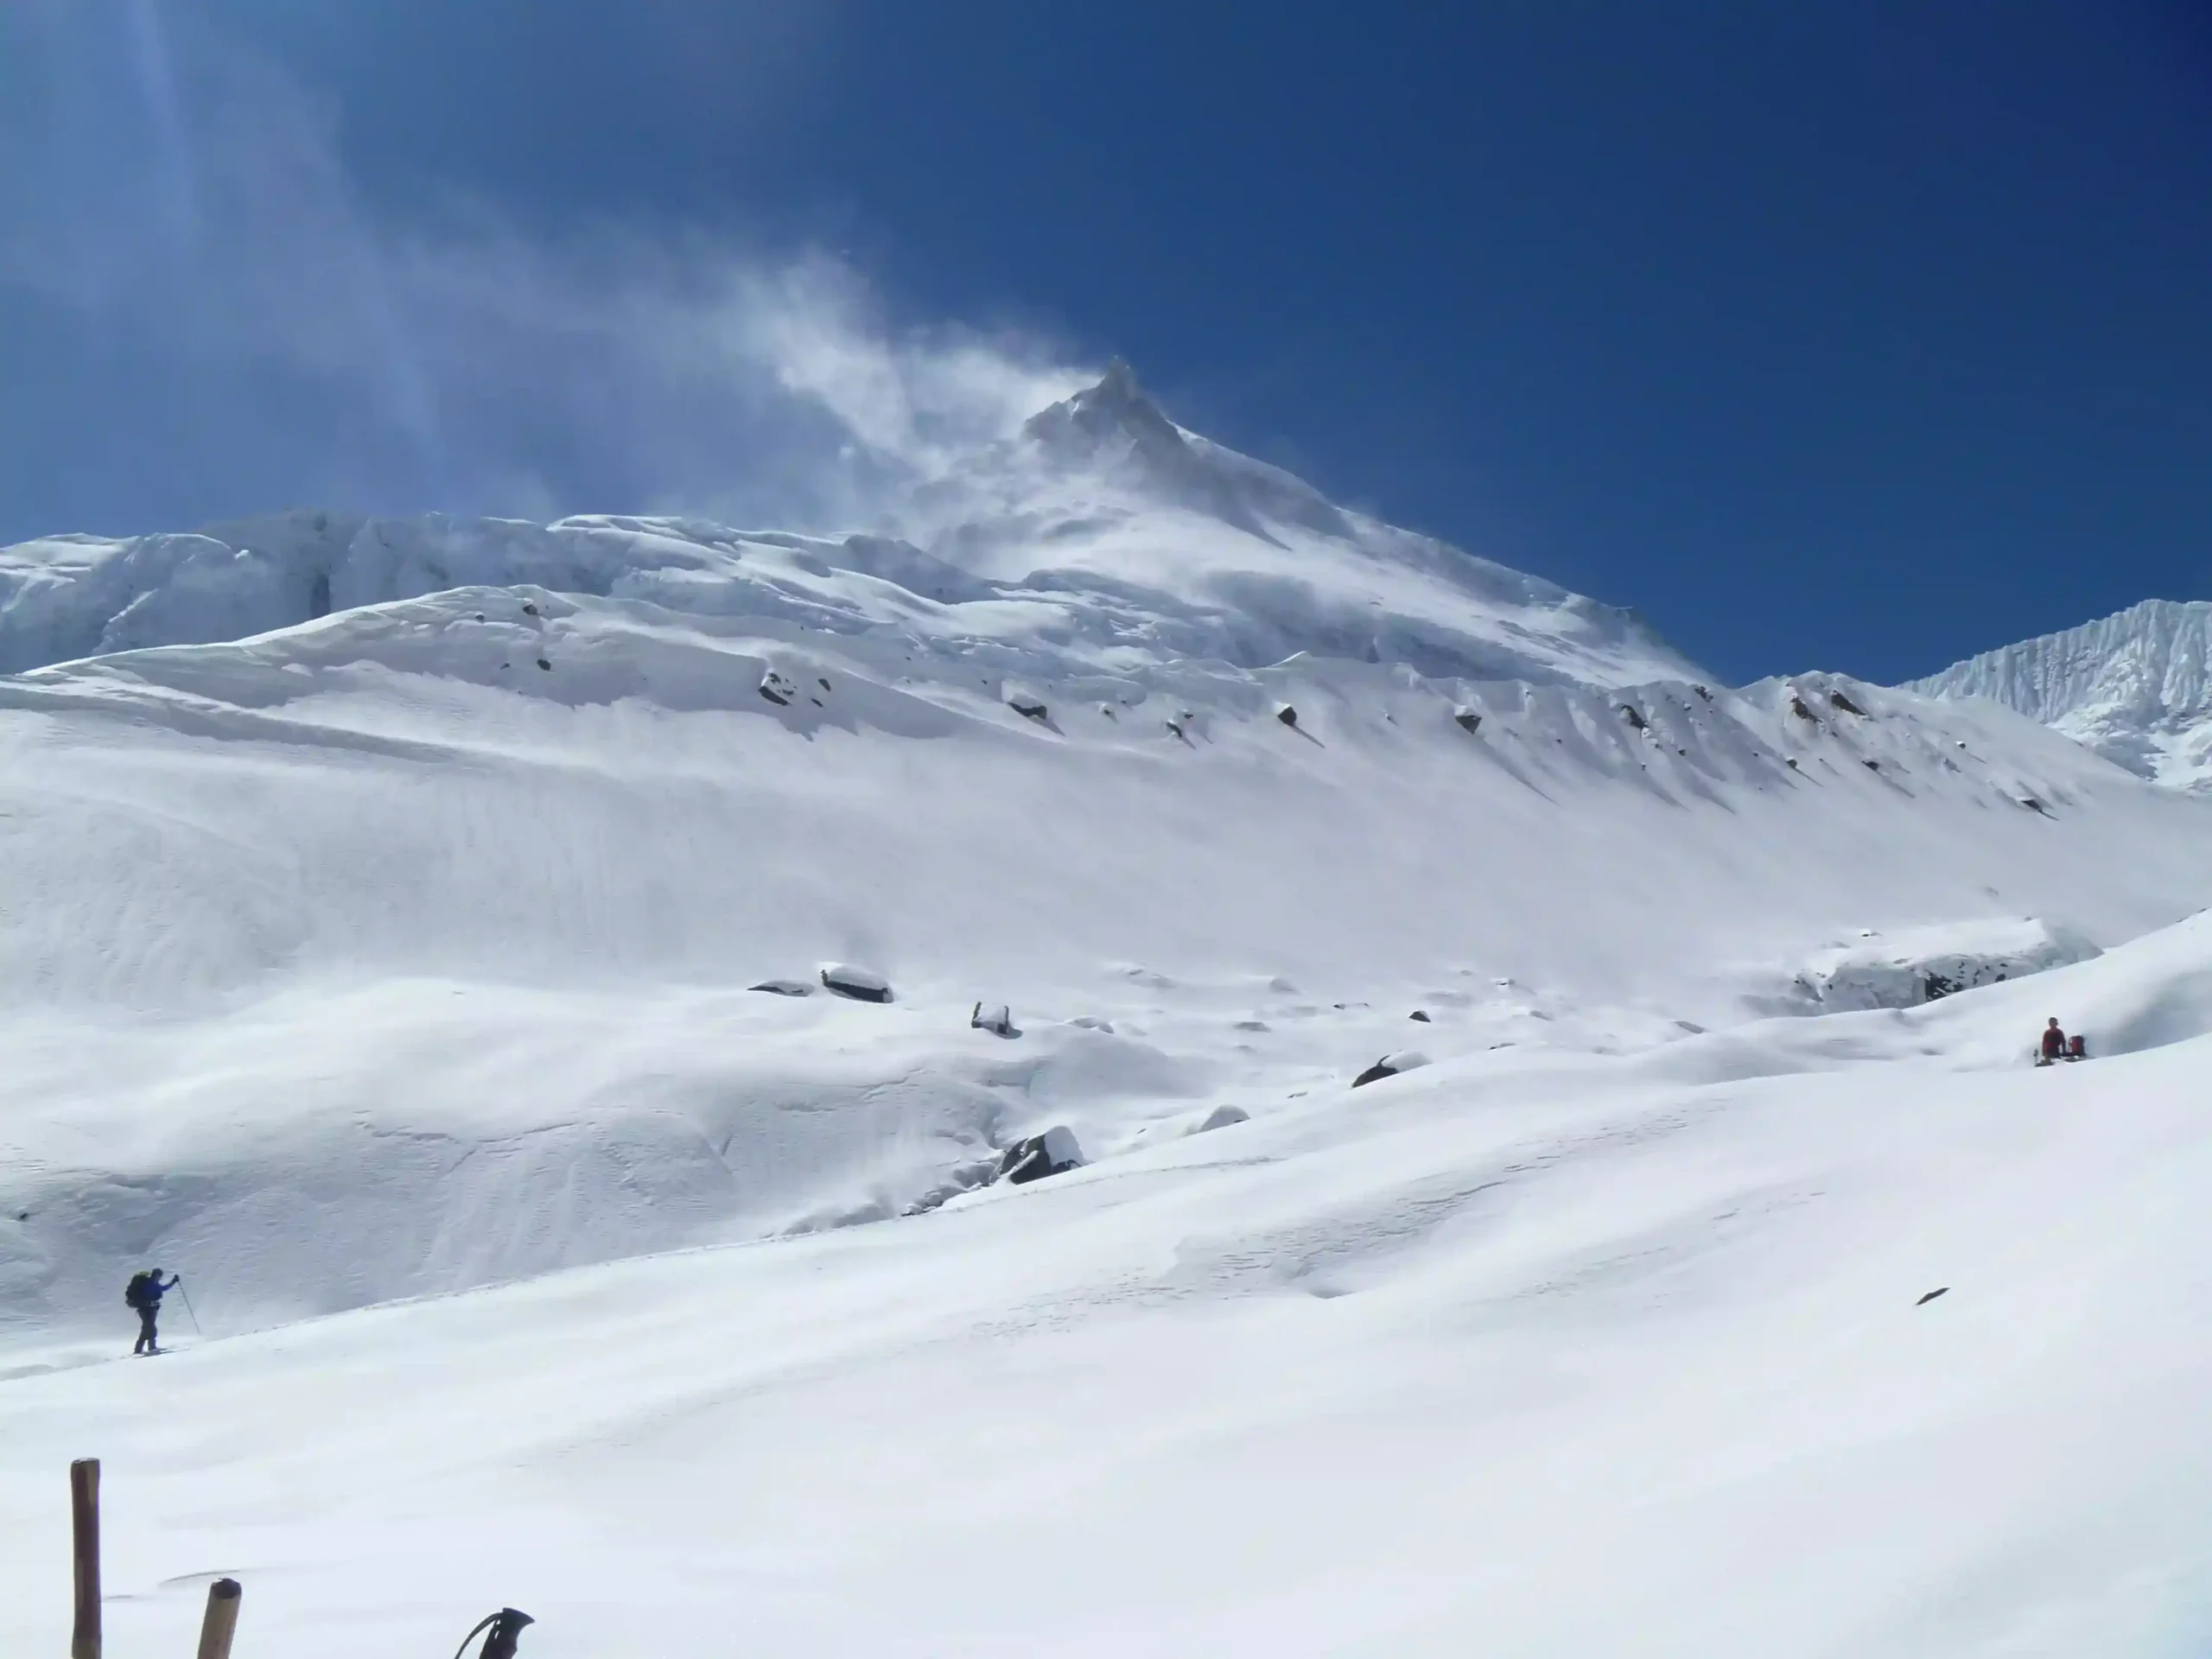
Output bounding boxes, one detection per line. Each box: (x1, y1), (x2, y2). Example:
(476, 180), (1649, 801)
(5, 912), (2212, 1657)
(0, 366), (1697, 690)
(2, 586), (2208, 1337)
(4, 370), (2212, 1655)
(1909, 598), (2212, 792)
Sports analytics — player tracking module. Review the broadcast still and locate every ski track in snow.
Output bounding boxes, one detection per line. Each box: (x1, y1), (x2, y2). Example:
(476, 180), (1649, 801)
(3, 372), (2212, 1656)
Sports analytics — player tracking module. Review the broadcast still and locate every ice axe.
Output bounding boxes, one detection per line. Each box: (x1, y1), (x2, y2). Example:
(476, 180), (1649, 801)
(451, 1607), (534, 1659)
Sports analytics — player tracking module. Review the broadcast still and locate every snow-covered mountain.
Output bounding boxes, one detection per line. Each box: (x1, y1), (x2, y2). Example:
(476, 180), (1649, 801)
(1908, 598), (2212, 792)
(5, 371), (2212, 1656)
(0, 364), (1698, 689)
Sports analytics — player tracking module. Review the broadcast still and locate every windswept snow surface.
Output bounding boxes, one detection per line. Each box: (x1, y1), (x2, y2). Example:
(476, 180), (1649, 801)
(4, 372), (2212, 1654)
(6, 914), (2212, 1656)
(1910, 598), (2212, 792)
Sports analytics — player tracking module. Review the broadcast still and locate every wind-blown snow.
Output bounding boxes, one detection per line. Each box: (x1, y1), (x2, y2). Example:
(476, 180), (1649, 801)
(0, 367), (1696, 690)
(4, 371), (2212, 1656)
(1908, 598), (2212, 792)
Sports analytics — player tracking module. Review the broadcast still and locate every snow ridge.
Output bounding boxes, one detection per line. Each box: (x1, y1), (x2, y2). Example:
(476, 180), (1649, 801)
(1907, 598), (2212, 792)
(0, 368), (1702, 691)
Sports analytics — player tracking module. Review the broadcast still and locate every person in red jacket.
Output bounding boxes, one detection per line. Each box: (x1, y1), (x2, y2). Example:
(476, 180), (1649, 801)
(2038, 1018), (2068, 1065)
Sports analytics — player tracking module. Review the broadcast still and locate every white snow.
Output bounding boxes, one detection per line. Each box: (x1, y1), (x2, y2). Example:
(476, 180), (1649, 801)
(4, 371), (2212, 1656)
(1909, 598), (2212, 792)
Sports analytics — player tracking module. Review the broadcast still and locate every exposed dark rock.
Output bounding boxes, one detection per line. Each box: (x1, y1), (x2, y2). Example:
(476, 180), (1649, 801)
(970, 1001), (1017, 1038)
(522, 602), (540, 617)
(996, 1127), (1085, 1185)
(536, 658), (551, 671)
(1352, 1058), (1398, 1088)
(1829, 690), (1869, 716)
(1789, 696), (1817, 721)
(1408, 1010), (1431, 1022)
(1274, 702), (1300, 728)
(1618, 703), (1649, 731)
(1863, 759), (1880, 771)
(760, 670), (798, 706)
(748, 979), (813, 997)
(1452, 706), (1483, 734)
(1692, 684), (1713, 702)
(820, 963), (893, 1002)
(1194, 1104), (1250, 1134)
(818, 677), (831, 691)
(1008, 691), (1049, 721)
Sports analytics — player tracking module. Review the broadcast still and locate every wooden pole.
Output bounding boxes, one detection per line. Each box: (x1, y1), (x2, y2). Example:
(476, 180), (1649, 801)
(68, 1458), (99, 1659)
(194, 1580), (243, 1659)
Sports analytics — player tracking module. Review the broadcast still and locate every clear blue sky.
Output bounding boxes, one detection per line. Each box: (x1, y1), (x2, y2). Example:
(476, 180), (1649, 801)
(3, 3), (2206, 683)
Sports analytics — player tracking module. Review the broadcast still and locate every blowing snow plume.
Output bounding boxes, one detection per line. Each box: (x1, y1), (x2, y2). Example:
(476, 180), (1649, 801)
(0, 3), (1090, 542)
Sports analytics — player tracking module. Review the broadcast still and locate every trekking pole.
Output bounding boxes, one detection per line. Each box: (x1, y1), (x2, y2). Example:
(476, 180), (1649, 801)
(69, 1458), (100, 1659)
(194, 1579), (242, 1659)
(175, 1280), (204, 1338)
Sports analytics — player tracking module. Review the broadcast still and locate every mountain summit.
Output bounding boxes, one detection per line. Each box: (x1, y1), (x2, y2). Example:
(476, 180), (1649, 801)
(0, 364), (1704, 689)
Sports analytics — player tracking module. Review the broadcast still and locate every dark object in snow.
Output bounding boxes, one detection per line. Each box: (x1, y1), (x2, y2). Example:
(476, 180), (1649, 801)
(1618, 703), (1648, 731)
(971, 1001), (1017, 1037)
(1862, 759), (1879, 771)
(1351, 1050), (1432, 1088)
(500, 663), (511, 671)
(1789, 696), (1817, 721)
(474, 612), (487, 622)
(1784, 758), (1800, 770)
(996, 1126), (1084, 1185)
(818, 677), (831, 691)
(1830, 690), (1869, 716)
(1274, 702), (1300, 728)
(1408, 1010), (1431, 1022)
(2018, 795), (2050, 815)
(1693, 684), (1713, 702)
(453, 1607), (535, 1659)
(1195, 1104), (1249, 1133)
(521, 602), (539, 617)
(1008, 691), (1049, 721)
(1916, 1287), (1949, 1306)
(810, 697), (823, 706)
(1452, 706), (1483, 734)
(821, 964), (893, 1002)
(748, 979), (812, 997)
(1166, 716), (1188, 741)
(536, 658), (551, 671)
(759, 671), (797, 706)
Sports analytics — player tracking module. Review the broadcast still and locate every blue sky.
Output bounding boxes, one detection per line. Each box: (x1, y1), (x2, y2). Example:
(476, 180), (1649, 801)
(3, 2), (2205, 683)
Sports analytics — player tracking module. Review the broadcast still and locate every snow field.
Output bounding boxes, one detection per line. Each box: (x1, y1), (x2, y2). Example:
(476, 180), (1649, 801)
(3, 918), (2212, 1656)
(3, 594), (2209, 1342)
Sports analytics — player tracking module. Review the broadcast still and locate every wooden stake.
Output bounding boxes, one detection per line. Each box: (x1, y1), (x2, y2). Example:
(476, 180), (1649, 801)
(194, 1580), (243, 1659)
(68, 1459), (99, 1659)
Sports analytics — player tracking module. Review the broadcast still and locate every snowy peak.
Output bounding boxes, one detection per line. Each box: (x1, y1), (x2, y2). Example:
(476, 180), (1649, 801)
(1907, 599), (2212, 792)
(0, 368), (1709, 690)
(1020, 357), (1185, 458)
